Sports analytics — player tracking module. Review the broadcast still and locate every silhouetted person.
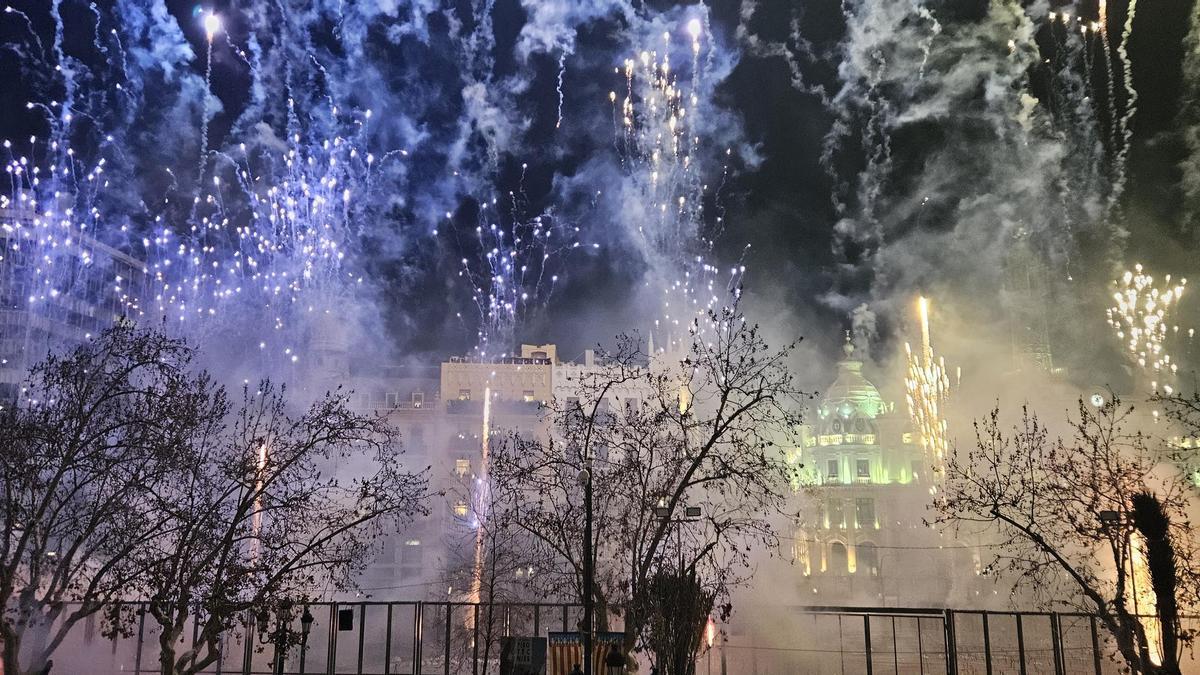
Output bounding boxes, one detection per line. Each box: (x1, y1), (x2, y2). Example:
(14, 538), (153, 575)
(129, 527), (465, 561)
(569, 663), (583, 675)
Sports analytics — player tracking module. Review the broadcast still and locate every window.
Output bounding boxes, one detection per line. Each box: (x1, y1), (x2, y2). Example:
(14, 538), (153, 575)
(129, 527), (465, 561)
(856, 459), (871, 480)
(458, 389), (471, 401)
(385, 392), (399, 408)
(407, 425), (426, 455)
(400, 540), (423, 569)
(856, 498), (875, 529)
(826, 459), (840, 482)
(522, 390), (535, 402)
(453, 501), (469, 518)
(455, 458), (470, 477)
(411, 391), (424, 408)
(911, 460), (923, 483)
(858, 542), (879, 576)
(828, 499), (845, 529)
(829, 542), (849, 575)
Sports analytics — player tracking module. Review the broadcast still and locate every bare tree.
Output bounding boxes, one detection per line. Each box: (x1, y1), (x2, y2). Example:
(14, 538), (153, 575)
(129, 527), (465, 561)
(0, 324), (220, 675)
(443, 471), (535, 675)
(935, 398), (1198, 673)
(140, 381), (430, 675)
(489, 303), (806, 667)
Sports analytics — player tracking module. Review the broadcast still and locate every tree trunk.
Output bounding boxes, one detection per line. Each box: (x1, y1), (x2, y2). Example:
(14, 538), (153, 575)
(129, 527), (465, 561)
(1, 620), (22, 675)
(1132, 493), (1182, 675)
(158, 626), (180, 675)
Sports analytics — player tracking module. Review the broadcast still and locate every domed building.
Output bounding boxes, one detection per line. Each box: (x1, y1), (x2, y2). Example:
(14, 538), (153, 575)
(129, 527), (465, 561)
(792, 337), (979, 606)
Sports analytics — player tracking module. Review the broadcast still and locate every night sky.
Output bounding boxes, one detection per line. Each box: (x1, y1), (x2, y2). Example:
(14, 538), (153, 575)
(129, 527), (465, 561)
(2, 0), (1198, 385)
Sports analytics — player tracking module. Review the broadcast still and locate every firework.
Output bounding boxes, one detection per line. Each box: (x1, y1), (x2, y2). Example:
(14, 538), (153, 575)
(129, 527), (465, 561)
(450, 192), (578, 358)
(1106, 263), (1187, 380)
(904, 296), (951, 489)
(612, 18), (743, 354)
(1, 131), (151, 387)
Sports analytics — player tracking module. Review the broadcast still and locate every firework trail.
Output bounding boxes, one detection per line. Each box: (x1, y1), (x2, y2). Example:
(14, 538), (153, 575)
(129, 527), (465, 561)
(555, 52), (567, 130)
(2, 6), (46, 58)
(611, 17), (746, 352)
(1111, 0), (1140, 204)
(1179, 2), (1200, 233)
(197, 12), (220, 200)
(822, 0), (1123, 361)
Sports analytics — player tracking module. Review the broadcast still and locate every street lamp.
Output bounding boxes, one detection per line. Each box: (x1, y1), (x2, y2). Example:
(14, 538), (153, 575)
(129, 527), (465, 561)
(579, 460), (594, 675)
(298, 605), (314, 674)
(256, 602), (301, 675)
(655, 503), (702, 570)
(604, 644), (625, 675)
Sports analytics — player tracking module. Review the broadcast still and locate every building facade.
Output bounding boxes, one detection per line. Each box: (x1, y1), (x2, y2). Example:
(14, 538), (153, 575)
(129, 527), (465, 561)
(792, 339), (981, 607)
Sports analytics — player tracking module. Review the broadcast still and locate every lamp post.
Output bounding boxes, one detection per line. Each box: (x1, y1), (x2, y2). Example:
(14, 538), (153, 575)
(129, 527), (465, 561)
(298, 605), (314, 675)
(258, 601), (306, 675)
(580, 464), (594, 675)
(605, 643), (625, 675)
(654, 504), (702, 571)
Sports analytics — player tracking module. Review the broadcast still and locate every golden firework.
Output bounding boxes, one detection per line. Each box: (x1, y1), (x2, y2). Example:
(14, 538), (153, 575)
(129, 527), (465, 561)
(904, 297), (951, 490)
(1107, 263), (1186, 380)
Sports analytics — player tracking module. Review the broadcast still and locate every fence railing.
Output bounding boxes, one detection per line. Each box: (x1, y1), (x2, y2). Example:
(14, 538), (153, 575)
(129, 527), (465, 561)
(20, 602), (1190, 675)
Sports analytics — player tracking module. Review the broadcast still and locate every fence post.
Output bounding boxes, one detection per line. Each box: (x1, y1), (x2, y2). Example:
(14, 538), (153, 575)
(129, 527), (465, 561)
(385, 603), (393, 675)
(943, 609), (957, 675)
(358, 603), (367, 675)
(243, 610), (255, 675)
(863, 614), (873, 675)
(981, 612), (992, 675)
(1015, 613), (1026, 675)
(1050, 613), (1064, 675)
(413, 602), (424, 675)
(1090, 616), (1102, 675)
(891, 616), (898, 675)
(916, 617), (925, 675)
(472, 605), (480, 675)
(327, 603), (339, 675)
(444, 604), (452, 675)
(134, 606), (146, 675)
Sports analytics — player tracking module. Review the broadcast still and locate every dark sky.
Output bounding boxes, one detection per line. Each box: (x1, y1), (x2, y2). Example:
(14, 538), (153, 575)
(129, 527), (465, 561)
(1, 0), (1197, 377)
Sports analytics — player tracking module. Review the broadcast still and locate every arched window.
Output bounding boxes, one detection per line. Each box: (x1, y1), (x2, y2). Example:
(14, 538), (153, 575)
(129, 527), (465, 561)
(858, 542), (879, 576)
(829, 542), (849, 575)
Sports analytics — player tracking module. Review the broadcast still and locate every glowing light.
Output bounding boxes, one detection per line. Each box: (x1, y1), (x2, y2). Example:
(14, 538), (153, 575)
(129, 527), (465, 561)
(904, 296), (951, 488)
(203, 11), (220, 42)
(686, 18), (703, 40)
(1131, 535), (1163, 666)
(469, 386), (493, 613)
(705, 617), (716, 648)
(1106, 263), (1188, 379)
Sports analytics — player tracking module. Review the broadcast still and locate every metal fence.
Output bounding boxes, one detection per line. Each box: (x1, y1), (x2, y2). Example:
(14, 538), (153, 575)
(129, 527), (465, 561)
(720, 606), (1139, 675)
(23, 602), (1192, 675)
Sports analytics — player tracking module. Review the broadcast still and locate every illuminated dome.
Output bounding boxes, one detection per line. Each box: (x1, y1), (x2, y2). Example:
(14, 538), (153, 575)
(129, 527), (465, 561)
(819, 339), (886, 423)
